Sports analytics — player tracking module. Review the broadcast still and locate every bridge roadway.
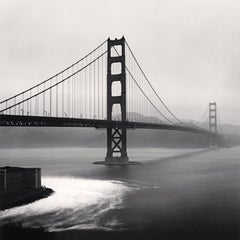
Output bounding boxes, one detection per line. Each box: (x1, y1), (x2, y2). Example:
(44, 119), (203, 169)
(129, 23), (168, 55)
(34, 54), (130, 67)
(0, 114), (213, 136)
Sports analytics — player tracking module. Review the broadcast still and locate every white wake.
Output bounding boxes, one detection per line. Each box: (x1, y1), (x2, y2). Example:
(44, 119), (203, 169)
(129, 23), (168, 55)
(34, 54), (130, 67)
(0, 177), (130, 231)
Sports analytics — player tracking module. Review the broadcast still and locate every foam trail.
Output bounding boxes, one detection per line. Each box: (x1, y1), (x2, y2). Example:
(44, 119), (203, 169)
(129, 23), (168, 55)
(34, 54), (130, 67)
(0, 177), (130, 231)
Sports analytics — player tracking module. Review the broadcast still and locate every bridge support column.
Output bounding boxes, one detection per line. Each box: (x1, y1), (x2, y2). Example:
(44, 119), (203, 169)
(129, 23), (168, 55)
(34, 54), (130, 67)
(94, 36), (140, 165)
(105, 37), (129, 164)
(209, 102), (218, 148)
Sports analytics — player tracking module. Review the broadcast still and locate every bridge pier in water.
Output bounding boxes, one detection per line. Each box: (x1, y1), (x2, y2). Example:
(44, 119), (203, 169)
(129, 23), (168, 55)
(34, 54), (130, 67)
(94, 37), (140, 165)
(105, 37), (128, 164)
(209, 102), (218, 148)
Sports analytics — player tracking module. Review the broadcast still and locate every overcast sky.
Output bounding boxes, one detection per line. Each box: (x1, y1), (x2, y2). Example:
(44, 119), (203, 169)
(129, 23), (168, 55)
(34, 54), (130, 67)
(0, 0), (239, 124)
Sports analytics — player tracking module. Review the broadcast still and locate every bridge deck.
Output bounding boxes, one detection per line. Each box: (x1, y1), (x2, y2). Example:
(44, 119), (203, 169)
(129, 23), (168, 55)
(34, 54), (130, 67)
(0, 114), (213, 136)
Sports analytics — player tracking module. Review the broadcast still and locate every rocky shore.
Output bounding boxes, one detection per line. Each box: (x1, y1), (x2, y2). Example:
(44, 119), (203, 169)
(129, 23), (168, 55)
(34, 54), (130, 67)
(0, 187), (53, 211)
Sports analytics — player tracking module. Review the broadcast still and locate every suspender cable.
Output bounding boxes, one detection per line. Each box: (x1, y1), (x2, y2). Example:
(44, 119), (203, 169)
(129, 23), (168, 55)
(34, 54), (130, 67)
(97, 48), (100, 119)
(81, 61), (84, 118)
(76, 63), (79, 118)
(50, 79), (52, 117)
(93, 51), (96, 118)
(43, 83), (45, 116)
(125, 40), (185, 126)
(36, 86), (39, 116)
(72, 66), (74, 117)
(0, 40), (107, 106)
(30, 90), (32, 115)
(102, 46), (104, 119)
(0, 51), (107, 114)
(62, 73), (64, 117)
(56, 76), (58, 117)
(89, 54), (92, 118)
(68, 69), (70, 117)
(14, 97), (16, 115)
(127, 68), (175, 124)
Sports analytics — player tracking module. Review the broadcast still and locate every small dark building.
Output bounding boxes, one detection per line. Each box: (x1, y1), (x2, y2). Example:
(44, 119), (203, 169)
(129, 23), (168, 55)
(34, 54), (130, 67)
(0, 166), (41, 192)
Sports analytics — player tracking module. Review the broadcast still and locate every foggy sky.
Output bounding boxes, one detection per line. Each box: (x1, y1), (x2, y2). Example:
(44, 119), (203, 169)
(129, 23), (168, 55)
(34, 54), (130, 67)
(0, 0), (239, 124)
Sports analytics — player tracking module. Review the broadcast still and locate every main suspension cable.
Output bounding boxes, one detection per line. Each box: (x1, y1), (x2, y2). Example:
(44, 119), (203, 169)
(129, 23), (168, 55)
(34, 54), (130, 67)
(125, 40), (186, 126)
(0, 40), (107, 105)
(0, 51), (107, 113)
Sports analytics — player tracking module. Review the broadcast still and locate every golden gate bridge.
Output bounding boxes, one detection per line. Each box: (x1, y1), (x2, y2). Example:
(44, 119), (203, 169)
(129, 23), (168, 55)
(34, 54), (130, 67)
(0, 37), (218, 164)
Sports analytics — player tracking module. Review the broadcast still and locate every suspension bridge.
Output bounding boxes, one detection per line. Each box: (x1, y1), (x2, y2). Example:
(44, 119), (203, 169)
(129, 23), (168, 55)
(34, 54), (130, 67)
(0, 36), (218, 164)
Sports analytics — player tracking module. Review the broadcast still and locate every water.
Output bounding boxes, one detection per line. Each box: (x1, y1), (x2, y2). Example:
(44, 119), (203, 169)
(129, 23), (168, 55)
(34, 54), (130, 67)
(0, 147), (239, 239)
(0, 177), (130, 231)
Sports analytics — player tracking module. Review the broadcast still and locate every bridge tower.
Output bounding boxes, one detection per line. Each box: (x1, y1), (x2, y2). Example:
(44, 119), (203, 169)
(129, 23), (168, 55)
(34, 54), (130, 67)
(104, 36), (129, 164)
(209, 102), (218, 148)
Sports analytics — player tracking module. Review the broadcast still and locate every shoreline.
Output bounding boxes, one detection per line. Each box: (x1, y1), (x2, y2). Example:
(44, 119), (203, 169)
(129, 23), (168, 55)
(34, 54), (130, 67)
(0, 187), (54, 211)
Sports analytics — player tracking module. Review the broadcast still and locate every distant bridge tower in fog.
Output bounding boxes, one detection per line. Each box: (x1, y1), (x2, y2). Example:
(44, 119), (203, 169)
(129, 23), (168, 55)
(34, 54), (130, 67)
(209, 102), (218, 148)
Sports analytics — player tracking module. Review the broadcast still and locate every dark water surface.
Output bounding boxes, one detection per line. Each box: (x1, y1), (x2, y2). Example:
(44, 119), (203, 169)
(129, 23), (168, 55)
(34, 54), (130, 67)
(0, 147), (239, 239)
